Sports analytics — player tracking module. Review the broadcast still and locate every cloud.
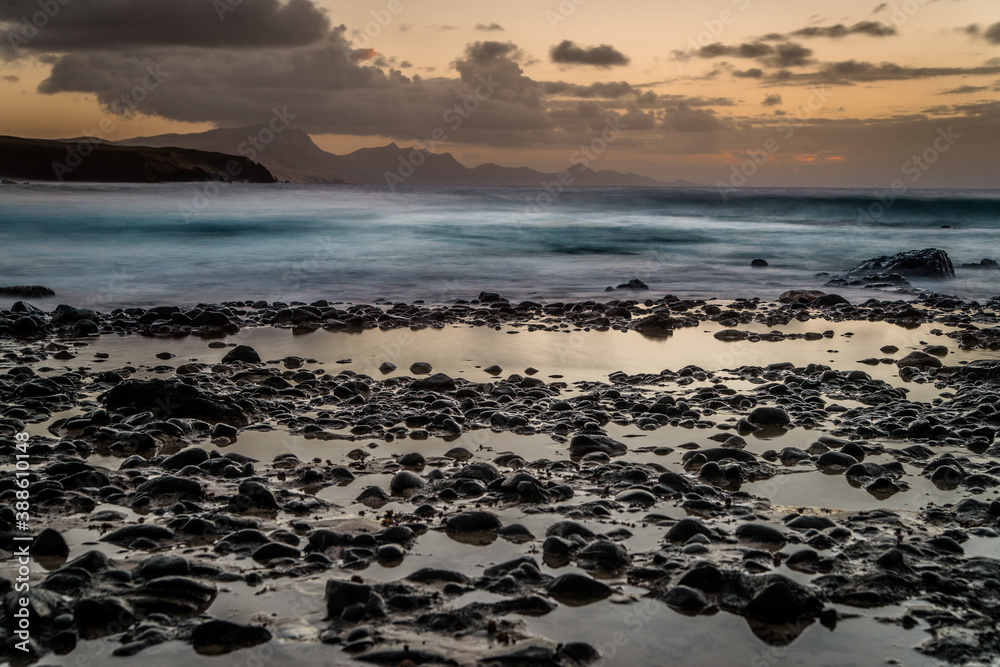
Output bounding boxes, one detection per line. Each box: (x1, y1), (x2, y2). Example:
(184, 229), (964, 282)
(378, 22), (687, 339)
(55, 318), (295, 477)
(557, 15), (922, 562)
(0, 0), (329, 56)
(1, 74), (18, 82)
(696, 42), (773, 59)
(689, 41), (813, 68)
(550, 40), (629, 67)
(986, 22), (1000, 44)
(764, 59), (1000, 85)
(660, 104), (728, 132)
(791, 21), (896, 38)
(475, 23), (505, 31)
(762, 94), (782, 106)
(543, 80), (635, 98)
(937, 85), (988, 95)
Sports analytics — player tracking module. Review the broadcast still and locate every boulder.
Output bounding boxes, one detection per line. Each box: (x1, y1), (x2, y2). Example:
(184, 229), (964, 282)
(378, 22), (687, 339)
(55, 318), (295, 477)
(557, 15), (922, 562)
(104, 379), (252, 426)
(191, 619), (272, 655)
(841, 248), (955, 279)
(221, 345), (260, 364)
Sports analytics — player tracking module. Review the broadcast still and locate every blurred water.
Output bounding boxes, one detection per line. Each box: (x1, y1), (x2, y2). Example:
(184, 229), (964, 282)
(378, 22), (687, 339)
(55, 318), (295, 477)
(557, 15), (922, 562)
(0, 183), (998, 308)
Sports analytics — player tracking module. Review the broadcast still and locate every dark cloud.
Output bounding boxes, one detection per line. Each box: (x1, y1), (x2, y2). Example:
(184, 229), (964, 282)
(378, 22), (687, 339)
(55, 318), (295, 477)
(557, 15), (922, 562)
(986, 22), (1000, 44)
(937, 85), (988, 95)
(550, 40), (629, 67)
(543, 81), (635, 98)
(475, 23), (505, 32)
(690, 41), (812, 68)
(765, 43), (813, 67)
(764, 59), (1000, 85)
(762, 94), (782, 106)
(791, 21), (896, 38)
(660, 104), (728, 133)
(733, 68), (764, 78)
(0, 0), (329, 56)
(2, 74), (18, 82)
(696, 42), (773, 59)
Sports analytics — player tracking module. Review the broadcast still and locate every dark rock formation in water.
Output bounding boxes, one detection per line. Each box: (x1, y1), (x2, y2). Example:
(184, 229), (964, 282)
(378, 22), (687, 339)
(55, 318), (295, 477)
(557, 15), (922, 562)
(0, 135), (275, 183)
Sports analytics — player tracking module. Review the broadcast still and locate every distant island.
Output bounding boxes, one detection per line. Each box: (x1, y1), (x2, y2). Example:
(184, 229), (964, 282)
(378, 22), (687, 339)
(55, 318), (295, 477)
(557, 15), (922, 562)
(0, 136), (276, 184)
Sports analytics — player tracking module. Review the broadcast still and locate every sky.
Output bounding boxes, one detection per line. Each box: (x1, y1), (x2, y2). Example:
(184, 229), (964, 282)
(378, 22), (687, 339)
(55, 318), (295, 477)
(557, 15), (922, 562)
(1, 0), (999, 187)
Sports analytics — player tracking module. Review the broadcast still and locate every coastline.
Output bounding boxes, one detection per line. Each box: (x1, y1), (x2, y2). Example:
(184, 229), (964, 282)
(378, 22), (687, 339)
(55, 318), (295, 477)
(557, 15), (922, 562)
(1, 289), (999, 665)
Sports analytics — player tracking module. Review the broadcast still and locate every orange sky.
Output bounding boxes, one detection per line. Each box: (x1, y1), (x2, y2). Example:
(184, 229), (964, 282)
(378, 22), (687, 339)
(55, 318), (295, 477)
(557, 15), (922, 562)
(2, 0), (998, 186)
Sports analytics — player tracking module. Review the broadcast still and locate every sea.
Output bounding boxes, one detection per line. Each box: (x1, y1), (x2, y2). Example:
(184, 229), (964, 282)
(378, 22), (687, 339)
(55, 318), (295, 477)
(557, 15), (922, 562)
(1, 183), (999, 309)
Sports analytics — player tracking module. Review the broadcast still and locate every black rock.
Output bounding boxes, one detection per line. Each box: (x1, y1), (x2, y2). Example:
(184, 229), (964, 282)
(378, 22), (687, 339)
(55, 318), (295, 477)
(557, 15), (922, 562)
(896, 351), (943, 369)
(101, 524), (175, 545)
(445, 511), (502, 534)
(191, 619), (272, 655)
(161, 447), (210, 471)
(0, 285), (55, 298)
(326, 580), (375, 618)
(135, 554), (190, 580)
(748, 407), (790, 427)
(742, 575), (823, 623)
(751, 259), (769, 268)
(104, 379), (252, 426)
(666, 518), (714, 542)
(221, 345), (261, 364)
(662, 585), (710, 614)
(252, 542), (301, 562)
(410, 373), (455, 391)
(735, 523), (787, 547)
(547, 573), (612, 606)
(569, 433), (627, 458)
(74, 597), (135, 635)
(389, 470), (425, 495)
(52, 304), (99, 324)
(135, 475), (206, 501)
(237, 480), (279, 510)
(577, 540), (631, 571)
(840, 248), (955, 279)
(32, 528), (69, 557)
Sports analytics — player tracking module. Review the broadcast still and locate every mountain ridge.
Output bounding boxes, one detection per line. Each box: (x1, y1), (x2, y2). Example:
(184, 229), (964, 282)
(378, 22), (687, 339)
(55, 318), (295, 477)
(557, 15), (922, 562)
(119, 126), (701, 187)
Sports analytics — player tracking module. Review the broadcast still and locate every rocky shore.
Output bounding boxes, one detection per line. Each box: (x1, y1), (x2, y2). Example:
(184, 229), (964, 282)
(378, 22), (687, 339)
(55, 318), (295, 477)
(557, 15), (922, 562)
(1, 286), (1000, 665)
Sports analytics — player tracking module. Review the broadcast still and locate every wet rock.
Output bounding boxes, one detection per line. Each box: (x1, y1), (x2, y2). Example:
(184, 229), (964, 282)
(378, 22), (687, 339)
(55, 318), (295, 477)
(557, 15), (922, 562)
(31, 528), (69, 557)
(666, 519), (715, 542)
(129, 576), (217, 615)
(896, 351), (943, 370)
(104, 379), (252, 426)
(134, 555), (190, 580)
(411, 373), (456, 391)
(547, 573), (612, 606)
(816, 451), (858, 471)
(409, 362), (433, 375)
(102, 524), (175, 546)
(252, 542), (301, 562)
(840, 248), (955, 279)
(569, 433), (627, 458)
(735, 523), (787, 548)
(162, 447), (210, 471)
(742, 575), (824, 624)
(389, 470), (425, 495)
(577, 540), (631, 572)
(236, 480), (279, 510)
(221, 345), (261, 364)
(326, 580), (383, 620)
(191, 619), (272, 655)
(748, 407), (790, 427)
(445, 511), (502, 534)
(662, 585), (710, 614)
(74, 597), (135, 636)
